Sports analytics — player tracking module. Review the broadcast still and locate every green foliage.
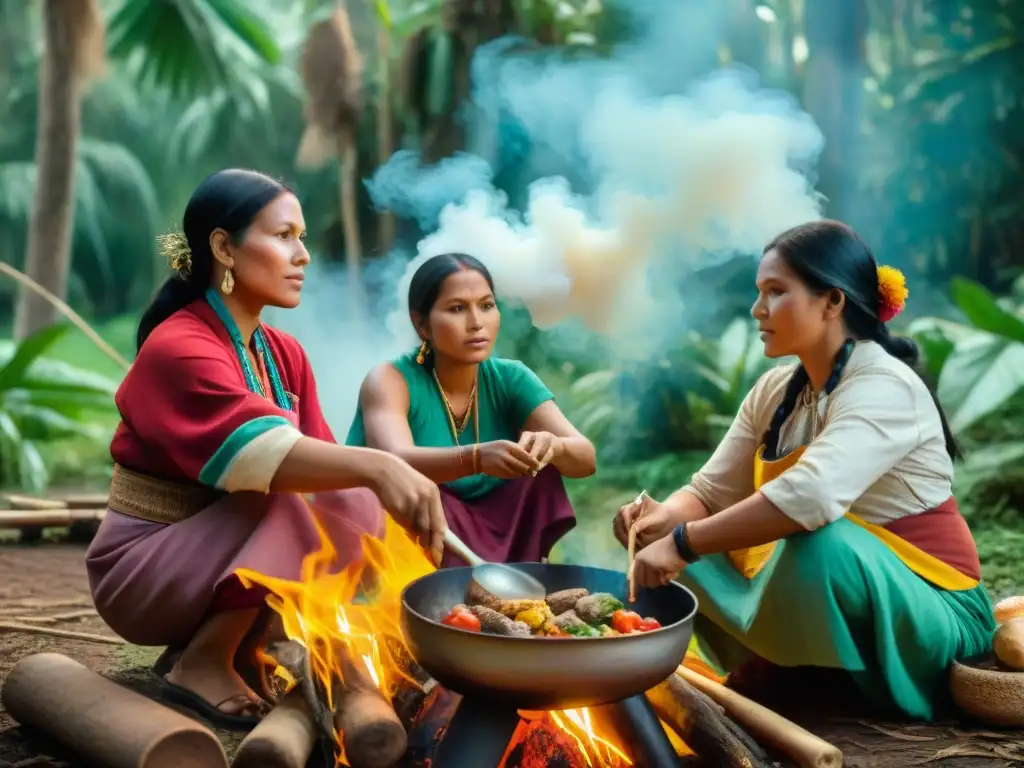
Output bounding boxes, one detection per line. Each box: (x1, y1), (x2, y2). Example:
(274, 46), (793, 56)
(856, 0), (1024, 285)
(561, 317), (775, 461)
(106, 0), (282, 100)
(0, 324), (119, 492)
(909, 276), (1024, 433)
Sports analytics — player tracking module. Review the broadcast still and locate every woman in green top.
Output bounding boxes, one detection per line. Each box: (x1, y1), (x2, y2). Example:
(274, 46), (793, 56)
(347, 253), (596, 566)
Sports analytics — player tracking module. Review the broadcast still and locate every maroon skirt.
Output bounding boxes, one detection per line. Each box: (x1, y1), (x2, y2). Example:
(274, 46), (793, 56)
(438, 464), (577, 568)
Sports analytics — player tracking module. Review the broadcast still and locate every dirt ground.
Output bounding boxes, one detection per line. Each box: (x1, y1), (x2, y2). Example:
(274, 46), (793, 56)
(1, 543), (1023, 768)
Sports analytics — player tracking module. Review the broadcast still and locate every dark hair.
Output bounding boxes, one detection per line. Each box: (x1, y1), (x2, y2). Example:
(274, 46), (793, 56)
(762, 220), (961, 461)
(407, 253), (496, 369)
(136, 169), (290, 351)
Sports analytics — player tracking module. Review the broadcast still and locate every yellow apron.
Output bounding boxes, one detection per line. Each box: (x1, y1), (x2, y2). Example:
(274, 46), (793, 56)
(726, 445), (979, 591)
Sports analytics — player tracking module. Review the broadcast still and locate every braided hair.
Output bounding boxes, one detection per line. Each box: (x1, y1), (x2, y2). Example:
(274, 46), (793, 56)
(760, 221), (960, 461)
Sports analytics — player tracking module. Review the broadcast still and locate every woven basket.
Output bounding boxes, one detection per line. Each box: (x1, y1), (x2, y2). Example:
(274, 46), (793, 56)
(950, 659), (1024, 727)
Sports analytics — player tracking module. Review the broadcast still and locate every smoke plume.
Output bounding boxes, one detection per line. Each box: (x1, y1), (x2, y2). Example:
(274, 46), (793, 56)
(274, 0), (826, 432)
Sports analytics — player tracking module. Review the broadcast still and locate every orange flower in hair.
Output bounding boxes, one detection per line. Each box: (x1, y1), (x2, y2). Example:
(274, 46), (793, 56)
(877, 265), (908, 322)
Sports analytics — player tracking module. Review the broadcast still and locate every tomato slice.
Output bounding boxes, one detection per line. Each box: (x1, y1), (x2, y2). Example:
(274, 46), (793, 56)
(610, 609), (643, 634)
(441, 609), (482, 632)
(637, 617), (662, 632)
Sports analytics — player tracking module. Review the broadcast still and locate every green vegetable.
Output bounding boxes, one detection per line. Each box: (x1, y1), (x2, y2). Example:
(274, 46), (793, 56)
(574, 593), (625, 624)
(599, 624), (622, 637)
(565, 623), (602, 638)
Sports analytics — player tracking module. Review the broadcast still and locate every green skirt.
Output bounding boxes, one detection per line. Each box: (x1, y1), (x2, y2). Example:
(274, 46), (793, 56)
(678, 518), (995, 720)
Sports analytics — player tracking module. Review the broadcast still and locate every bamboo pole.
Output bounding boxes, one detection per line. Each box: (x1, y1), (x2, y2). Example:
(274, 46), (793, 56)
(0, 508), (106, 527)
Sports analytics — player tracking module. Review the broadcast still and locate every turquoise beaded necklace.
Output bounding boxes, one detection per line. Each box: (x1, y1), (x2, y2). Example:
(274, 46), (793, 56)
(205, 287), (292, 411)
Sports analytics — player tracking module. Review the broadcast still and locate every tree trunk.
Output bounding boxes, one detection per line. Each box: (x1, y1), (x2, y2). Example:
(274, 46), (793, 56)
(376, 25), (395, 254)
(423, 0), (517, 163)
(802, 0), (867, 222)
(14, 0), (80, 339)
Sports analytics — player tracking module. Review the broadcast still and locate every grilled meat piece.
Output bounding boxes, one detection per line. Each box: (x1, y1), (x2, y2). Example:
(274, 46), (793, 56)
(469, 605), (531, 636)
(464, 580), (546, 618)
(545, 588), (589, 615)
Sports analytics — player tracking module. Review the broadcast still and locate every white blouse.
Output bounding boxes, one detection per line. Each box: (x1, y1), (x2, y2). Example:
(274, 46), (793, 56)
(682, 341), (954, 530)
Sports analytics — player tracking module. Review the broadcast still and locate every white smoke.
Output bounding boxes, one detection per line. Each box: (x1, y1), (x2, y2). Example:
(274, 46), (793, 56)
(275, 1), (826, 434)
(390, 68), (825, 348)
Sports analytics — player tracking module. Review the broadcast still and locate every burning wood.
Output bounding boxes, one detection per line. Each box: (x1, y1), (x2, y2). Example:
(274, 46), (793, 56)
(333, 648), (408, 768)
(265, 638), (435, 768)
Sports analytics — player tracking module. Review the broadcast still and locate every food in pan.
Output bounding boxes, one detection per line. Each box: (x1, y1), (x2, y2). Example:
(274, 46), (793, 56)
(437, 586), (662, 637)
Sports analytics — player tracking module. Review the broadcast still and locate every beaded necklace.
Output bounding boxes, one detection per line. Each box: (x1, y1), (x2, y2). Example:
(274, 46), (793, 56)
(432, 368), (480, 446)
(205, 287), (292, 411)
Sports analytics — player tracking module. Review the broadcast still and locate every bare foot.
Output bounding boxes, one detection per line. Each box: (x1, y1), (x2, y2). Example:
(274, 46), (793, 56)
(165, 659), (267, 718)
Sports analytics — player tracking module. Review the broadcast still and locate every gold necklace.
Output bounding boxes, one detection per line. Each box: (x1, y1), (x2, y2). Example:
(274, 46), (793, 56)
(432, 369), (480, 446)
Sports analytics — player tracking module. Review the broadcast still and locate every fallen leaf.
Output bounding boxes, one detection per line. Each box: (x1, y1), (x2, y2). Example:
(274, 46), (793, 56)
(949, 727), (1021, 740)
(923, 744), (1024, 763)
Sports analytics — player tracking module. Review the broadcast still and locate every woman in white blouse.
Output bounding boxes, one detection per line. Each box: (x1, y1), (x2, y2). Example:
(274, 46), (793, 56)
(614, 220), (995, 720)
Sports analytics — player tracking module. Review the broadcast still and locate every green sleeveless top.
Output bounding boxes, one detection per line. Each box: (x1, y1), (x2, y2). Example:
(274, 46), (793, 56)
(346, 350), (554, 500)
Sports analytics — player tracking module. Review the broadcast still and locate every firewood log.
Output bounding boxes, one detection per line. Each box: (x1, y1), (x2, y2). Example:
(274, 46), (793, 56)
(333, 651), (408, 768)
(265, 640), (333, 739)
(2, 653), (227, 768)
(675, 665), (843, 768)
(647, 674), (772, 768)
(232, 689), (318, 768)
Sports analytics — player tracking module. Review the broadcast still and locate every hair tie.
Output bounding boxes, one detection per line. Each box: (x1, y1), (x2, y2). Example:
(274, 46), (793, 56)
(877, 265), (908, 323)
(157, 232), (192, 278)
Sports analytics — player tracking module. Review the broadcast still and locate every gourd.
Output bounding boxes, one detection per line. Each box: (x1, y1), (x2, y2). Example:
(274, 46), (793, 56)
(993, 618), (1024, 671)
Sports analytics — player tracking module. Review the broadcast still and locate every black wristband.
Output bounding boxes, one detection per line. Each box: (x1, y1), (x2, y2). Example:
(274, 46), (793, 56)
(672, 523), (701, 564)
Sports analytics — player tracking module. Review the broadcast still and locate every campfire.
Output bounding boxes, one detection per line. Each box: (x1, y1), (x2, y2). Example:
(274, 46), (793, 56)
(233, 514), (841, 768)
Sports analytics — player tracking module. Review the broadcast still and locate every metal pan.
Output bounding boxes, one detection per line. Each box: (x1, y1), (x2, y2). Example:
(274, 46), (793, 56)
(400, 562), (698, 710)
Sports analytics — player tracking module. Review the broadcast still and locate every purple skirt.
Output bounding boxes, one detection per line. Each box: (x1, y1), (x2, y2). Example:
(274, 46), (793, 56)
(85, 489), (384, 648)
(438, 464), (576, 569)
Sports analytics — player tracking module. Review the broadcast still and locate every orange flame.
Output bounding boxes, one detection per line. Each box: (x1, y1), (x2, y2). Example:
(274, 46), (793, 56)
(236, 509), (716, 765)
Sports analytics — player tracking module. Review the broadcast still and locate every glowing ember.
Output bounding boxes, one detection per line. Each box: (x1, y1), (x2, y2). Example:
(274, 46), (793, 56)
(236, 508), (720, 766)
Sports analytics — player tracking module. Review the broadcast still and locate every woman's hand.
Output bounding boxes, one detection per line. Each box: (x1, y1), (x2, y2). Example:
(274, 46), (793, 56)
(478, 440), (542, 479)
(367, 453), (448, 565)
(630, 532), (686, 589)
(517, 431), (562, 472)
(612, 494), (676, 551)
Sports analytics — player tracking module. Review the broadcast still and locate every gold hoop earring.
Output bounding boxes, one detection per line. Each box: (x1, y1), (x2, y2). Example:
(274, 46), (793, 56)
(416, 339), (429, 365)
(221, 268), (235, 296)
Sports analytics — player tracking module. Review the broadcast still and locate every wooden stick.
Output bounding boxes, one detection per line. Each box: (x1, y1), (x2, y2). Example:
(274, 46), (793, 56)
(232, 688), (319, 768)
(0, 621), (125, 645)
(1, 494), (68, 510)
(52, 492), (110, 509)
(0, 508), (107, 527)
(627, 490), (647, 604)
(333, 651), (408, 768)
(10, 609), (100, 624)
(0, 260), (132, 371)
(647, 674), (772, 768)
(10, 616), (58, 625)
(0, 598), (92, 611)
(51, 608), (99, 621)
(675, 665), (843, 768)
